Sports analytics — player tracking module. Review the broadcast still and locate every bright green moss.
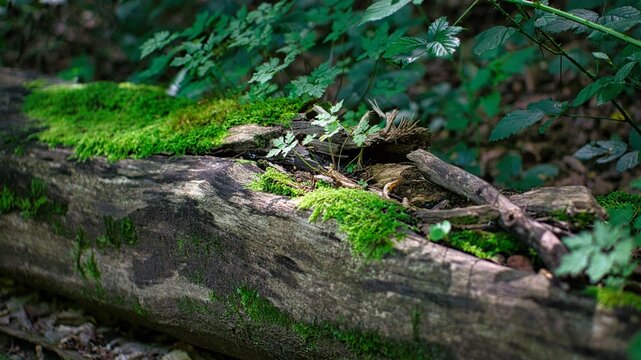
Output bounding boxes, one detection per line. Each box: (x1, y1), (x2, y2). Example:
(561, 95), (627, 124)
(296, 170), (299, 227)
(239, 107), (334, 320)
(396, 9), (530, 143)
(597, 191), (641, 213)
(585, 286), (641, 313)
(0, 179), (66, 219)
(549, 209), (596, 229)
(298, 188), (413, 260)
(444, 230), (534, 260)
(249, 167), (305, 197)
(23, 82), (303, 161)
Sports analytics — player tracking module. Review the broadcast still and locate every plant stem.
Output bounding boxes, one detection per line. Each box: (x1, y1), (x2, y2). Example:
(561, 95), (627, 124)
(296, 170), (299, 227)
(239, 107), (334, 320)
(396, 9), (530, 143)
(454, 0), (482, 26)
(502, 0), (641, 48)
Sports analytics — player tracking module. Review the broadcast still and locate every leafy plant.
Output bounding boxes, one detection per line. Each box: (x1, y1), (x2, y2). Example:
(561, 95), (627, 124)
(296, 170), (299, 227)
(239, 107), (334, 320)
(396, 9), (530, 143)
(556, 221), (639, 286)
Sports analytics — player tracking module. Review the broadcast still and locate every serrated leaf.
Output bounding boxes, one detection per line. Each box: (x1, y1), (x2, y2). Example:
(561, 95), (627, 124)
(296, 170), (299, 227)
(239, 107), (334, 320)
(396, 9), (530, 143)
(473, 26), (516, 56)
(425, 17), (463, 58)
(140, 31), (176, 59)
(556, 250), (589, 276)
(535, 8), (598, 33)
(574, 140), (627, 163)
(596, 81), (625, 105)
(574, 142), (610, 160)
(266, 148), (282, 158)
(563, 232), (592, 250)
(573, 77), (613, 107)
(616, 151), (640, 172)
(586, 251), (614, 283)
(302, 134), (317, 145)
(359, 0), (413, 26)
(615, 62), (636, 82)
(385, 37), (427, 57)
(527, 98), (567, 116)
(489, 109), (545, 141)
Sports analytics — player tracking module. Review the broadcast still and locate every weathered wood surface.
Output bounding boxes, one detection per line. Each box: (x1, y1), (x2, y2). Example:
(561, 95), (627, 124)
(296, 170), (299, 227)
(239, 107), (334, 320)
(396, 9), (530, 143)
(414, 186), (606, 227)
(0, 68), (639, 360)
(408, 149), (568, 270)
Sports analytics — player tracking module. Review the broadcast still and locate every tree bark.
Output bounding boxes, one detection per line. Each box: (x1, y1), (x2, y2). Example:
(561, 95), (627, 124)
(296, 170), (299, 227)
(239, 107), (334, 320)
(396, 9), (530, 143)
(0, 68), (638, 360)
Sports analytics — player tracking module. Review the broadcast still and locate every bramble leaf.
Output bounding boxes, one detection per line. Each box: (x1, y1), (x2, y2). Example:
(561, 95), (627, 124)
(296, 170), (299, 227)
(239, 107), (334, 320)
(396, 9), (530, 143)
(473, 26), (516, 56)
(489, 109), (545, 141)
(359, 0), (413, 26)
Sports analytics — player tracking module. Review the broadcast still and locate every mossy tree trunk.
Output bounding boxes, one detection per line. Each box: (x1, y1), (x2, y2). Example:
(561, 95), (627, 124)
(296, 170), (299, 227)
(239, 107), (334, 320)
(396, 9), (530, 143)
(0, 68), (638, 360)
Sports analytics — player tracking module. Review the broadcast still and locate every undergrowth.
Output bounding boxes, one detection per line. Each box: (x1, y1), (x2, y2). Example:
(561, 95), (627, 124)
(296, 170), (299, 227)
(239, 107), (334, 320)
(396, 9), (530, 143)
(444, 230), (535, 261)
(298, 188), (413, 260)
(23, 82), (304, 161)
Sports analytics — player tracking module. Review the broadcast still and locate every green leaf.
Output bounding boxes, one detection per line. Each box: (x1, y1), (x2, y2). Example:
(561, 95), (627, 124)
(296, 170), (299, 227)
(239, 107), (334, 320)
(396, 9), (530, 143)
(385, 37), (427, 58)
(359, 0), (412, 26)
(425, 17), (463, 58)
(480, 91), (501, 117)
(574, 140), (627, 163)
(429, 221), (451, 241)
(592, 52), (610, 61)
(615, 62), (636, 82)
(535, 8), (598, 33)
(616, 151), (640, 172)
(596, 81), (625, 105)
(573, 77), (613, 107)
(489, 109), (545, 141)
(586, 251), (614, 283)
(527, 99), (567, 116)
(556, 250), (589, 276)
(140, 31), (177, 59)
(473, 26), (516, 56)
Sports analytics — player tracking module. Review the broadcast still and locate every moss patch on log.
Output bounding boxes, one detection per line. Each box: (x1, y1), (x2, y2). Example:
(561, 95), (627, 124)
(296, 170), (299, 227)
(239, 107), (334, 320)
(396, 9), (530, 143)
(0, 179), (65, 219)
(442, 230), (535, 261)
(212, 286), (444, 359)
(298, 188), (413, 260)
(23, 82), (304, 161)
(249, 167), (305, 197)
(585, 286), (641, 313)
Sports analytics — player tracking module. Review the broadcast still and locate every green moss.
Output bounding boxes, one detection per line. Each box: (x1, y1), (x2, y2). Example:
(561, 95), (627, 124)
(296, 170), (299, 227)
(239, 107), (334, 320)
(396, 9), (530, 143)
(23, 82), (304, 161)
(249, 167), (305, 197)
(0, 179), (66, 219)
(444, 230), (534, 260)
(298, 188), (413, 260)
(226, 286), (442, 359)
(585, 286), (641, 313)
(73, 228), (90, 276)
(449, 215), (479, 226)
(549, 209), (596, 229)
(597, 191), (641, 213)
(96, 215), (137, 248)
(84, 250), (101, 282)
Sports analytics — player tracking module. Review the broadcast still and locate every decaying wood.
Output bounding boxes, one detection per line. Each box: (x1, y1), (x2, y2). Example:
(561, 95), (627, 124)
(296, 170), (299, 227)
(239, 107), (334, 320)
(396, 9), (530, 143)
(415, 186), (606, 227)
(290, 119), (431, 163)
(0, 69), (638, 360)
(407, 149), (568, 270)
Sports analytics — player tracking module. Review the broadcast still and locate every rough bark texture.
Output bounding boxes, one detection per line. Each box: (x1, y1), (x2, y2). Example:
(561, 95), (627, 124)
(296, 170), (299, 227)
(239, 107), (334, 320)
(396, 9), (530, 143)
(0, 69), (639, 360)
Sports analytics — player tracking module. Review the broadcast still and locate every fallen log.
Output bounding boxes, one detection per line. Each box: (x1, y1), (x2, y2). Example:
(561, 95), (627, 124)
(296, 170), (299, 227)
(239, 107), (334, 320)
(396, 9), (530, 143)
(408, 149), (568, 270)
(0, 69), (638, 360)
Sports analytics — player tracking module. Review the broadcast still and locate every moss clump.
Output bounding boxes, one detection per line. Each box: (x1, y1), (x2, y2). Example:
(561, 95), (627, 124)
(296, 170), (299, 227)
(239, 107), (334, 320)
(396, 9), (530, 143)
(585, 286), (641, 313)
(549, 209), (596, 229)
(443, 230), (534, 260)
(597, 191), (641, 213)
(0, 179), (66, 219)
(23, 82), (304, 161)
(96, 215), (137, 248)
(298, 188), (413, 260)
(249, 167), (305, 197)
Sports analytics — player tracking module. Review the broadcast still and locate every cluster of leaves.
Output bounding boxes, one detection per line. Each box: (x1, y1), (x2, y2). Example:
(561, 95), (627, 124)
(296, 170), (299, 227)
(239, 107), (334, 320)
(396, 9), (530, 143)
(479, 1), (641, 173)
(138, 0), (462, 105)
(557, 190), (641, 288)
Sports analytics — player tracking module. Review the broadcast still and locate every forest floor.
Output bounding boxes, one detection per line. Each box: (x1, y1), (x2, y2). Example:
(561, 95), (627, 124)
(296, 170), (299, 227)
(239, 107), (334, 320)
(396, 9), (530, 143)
(0, 278), (235, 360)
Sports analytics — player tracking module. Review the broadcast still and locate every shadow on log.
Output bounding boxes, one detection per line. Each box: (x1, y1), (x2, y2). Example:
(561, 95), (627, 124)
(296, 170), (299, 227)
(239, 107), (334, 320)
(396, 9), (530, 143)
(0, 68), (638, 360)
